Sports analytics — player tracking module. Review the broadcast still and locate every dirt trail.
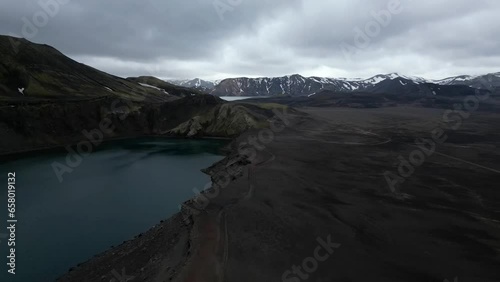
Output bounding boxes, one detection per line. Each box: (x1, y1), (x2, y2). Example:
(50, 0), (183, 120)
(179, 147), (276, 282)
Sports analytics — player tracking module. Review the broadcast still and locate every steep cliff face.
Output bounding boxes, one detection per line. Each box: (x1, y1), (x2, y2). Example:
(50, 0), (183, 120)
(0, 95), (221, 154)
(0, 94), (280, 154)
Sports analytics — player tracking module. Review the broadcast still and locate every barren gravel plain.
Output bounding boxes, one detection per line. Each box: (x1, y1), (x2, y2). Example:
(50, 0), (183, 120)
(59, 105), (500, 282)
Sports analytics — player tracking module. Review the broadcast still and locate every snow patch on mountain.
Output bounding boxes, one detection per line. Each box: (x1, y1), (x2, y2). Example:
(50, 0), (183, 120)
(169, 71), (499, 97)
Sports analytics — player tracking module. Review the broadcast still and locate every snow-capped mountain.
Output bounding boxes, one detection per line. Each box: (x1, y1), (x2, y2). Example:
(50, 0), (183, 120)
(433, 72), (500, 89)
(169, 78), (219, 91)
(363, 75), (494, 98)
(170, 72), (498, 97)
(212, 74), (325, 97)
(209, 73), (431, 97)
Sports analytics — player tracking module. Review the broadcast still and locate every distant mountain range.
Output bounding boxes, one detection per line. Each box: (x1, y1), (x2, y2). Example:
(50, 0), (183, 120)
(169, 72), (500, 97)
(1, 34), (496, 101)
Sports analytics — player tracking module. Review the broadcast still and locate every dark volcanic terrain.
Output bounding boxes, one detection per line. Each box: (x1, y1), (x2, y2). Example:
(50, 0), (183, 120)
(58, 104), (500, 282)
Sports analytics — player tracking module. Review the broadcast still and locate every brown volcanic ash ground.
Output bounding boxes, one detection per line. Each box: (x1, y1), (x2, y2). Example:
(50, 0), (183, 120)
(59, 106), (500, 282)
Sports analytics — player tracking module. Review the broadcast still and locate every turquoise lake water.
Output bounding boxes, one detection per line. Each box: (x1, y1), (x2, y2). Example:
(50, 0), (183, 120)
(0, 138), (226, 281)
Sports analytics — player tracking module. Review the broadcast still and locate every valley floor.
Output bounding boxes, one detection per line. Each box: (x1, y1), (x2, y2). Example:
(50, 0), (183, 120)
(59, 106), (500, 282)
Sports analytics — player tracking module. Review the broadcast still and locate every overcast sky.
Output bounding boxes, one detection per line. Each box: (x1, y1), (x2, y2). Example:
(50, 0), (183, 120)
(1, 0), (499, 80)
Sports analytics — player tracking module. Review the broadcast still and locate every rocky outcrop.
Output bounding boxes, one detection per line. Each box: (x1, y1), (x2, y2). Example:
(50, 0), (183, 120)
(169, 103), (273, 137)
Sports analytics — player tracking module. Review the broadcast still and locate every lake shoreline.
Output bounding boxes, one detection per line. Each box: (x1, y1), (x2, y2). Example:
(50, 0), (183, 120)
(1, 137), (229, 282)
(55, 132), (249, 282)
(56, 103), (300, 281)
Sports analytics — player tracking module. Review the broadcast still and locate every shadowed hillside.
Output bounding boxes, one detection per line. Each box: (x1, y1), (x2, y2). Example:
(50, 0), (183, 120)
(0, 36), (180, 102)
(126, 76), (205, 97)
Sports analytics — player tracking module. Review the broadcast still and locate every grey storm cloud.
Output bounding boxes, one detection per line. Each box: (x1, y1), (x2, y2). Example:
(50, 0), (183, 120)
(0, 0), (499, 80)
